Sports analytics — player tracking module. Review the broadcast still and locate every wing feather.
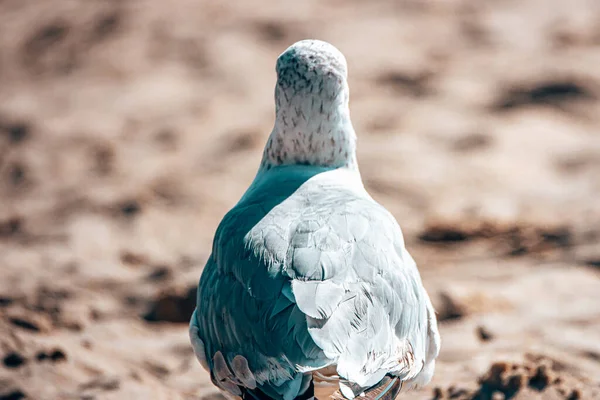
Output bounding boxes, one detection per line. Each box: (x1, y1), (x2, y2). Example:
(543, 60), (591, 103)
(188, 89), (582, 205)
(193, 167), (439, 399)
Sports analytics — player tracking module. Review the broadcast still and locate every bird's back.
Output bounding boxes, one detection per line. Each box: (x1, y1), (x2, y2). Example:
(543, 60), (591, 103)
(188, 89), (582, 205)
(192, 166), (439, 400)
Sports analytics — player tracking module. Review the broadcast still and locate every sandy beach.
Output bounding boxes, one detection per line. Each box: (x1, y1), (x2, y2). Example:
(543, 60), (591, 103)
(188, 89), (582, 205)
(1, 0), (600, 398)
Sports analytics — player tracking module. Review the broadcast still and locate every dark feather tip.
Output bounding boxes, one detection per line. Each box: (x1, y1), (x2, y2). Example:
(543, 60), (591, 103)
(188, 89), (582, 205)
(327, 376), (402, 400)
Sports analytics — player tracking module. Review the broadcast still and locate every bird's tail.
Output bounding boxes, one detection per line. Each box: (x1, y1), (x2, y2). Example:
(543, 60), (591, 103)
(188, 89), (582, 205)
(229, 368), (401, 400)
(327, 375), (402, 400)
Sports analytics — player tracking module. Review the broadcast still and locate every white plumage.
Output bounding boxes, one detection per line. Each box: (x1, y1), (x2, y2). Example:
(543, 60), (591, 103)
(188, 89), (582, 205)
(190, 40), (440, 400)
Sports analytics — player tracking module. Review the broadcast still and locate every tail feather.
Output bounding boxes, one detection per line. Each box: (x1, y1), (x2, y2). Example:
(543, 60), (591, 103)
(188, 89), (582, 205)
(328, 375), (402, 400)
(219, 368), (401, 400)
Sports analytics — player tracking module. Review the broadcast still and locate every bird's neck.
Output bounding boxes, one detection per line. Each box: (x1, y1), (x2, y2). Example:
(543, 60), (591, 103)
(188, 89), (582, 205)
(259, 92), (358, 171)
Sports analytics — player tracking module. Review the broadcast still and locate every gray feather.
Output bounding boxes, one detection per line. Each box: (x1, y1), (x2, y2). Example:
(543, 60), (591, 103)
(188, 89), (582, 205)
(193, 165), (439, 398)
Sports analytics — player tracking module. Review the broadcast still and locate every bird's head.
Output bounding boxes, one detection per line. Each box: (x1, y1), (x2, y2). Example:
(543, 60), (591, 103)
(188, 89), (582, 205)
(261, 40), (357, 171)
(275, 39), (348, 107)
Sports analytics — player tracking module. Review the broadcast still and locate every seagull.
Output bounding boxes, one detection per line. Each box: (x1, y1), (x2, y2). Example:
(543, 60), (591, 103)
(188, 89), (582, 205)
(189, 39), (440, 400)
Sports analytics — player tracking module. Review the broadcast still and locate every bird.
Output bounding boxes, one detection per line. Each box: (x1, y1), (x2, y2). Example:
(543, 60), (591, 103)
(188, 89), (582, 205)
(189, 39), (440, 400)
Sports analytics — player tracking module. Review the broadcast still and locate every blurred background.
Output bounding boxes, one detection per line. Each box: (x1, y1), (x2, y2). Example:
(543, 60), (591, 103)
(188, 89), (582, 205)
(1, 0), (600, 399)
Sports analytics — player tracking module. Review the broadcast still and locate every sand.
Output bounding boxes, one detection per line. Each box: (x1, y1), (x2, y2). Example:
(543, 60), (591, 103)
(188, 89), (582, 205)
(1, 0), (600, 399)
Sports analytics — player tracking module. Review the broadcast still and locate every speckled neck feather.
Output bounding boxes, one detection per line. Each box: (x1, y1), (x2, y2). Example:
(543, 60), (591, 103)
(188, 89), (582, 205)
(260, 40), (358, 171)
